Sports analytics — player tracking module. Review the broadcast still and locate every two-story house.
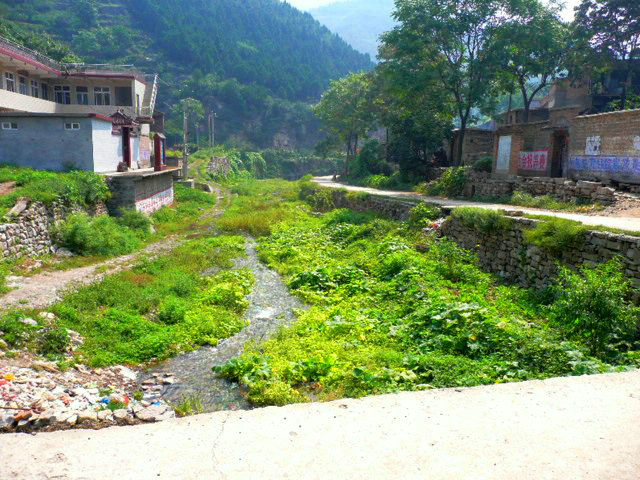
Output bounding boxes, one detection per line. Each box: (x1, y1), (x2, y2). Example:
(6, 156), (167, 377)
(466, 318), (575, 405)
(0, 35), (160, 173)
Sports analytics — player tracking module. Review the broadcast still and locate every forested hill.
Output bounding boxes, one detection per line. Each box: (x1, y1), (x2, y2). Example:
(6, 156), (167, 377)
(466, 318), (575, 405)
(0, 0), (373, 147)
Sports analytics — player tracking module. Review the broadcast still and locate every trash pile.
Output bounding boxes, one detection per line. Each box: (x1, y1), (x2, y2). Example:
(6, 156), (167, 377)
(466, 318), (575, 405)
(0, 358), (175, 433)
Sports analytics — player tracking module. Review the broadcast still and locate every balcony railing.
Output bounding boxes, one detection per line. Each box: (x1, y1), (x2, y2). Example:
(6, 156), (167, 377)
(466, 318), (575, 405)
(0, 35), (62, 73)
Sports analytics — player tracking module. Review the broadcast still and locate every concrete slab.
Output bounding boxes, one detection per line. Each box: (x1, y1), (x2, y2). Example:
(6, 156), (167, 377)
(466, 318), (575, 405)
(2, 371), (639, 480)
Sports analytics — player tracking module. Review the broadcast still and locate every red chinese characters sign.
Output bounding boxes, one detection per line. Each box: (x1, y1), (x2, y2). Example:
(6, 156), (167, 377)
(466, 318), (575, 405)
(519, 150), (548, 172)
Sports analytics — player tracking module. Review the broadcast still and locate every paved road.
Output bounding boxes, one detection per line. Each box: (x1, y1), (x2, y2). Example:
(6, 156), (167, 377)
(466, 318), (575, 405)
(314, 176), (640, 231)
(2, 371), (639, 480)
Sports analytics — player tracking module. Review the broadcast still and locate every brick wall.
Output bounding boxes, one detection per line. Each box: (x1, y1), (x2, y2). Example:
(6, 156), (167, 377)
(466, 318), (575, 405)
(568, 109), (640, 184)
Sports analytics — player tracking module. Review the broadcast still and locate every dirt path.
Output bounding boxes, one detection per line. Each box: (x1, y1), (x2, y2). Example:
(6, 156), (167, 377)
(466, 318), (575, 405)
(0, 184), (227, 311)
(314, 176), (640, 231)
(2, 370), (638, 480)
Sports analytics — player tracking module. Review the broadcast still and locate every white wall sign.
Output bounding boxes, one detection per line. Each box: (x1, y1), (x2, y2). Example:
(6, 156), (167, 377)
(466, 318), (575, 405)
(585, 136), (601, 156)
(634, 136), (640, 151)
(496, 135), (512, 172)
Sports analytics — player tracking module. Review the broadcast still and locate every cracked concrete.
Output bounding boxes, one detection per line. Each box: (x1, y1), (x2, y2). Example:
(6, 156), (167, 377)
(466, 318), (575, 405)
(2, 371), (639, 480)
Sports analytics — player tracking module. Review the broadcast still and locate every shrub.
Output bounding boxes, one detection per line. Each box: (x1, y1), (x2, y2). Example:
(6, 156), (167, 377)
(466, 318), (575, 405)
(409, 203), (442, 229)
(524, 218), (586, 256)
(472, 157), (494, 173)
(37, 328), (70, 356)
(55, 213), (142, 257)
(451, 207), (513, 233)
(307, 189), (335, 212)
(418, 167), (468, 197)
(157, 297), (189, 325)
(548, 260), (640, 358)
(117, 209), (151, 234)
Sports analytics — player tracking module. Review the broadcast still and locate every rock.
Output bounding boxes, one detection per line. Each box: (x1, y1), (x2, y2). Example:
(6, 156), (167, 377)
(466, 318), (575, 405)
(0, 415), (13, 430)
(135, 405), (167, 422)
(65, 414), (78, 426)
(32, 361), (59, 373)
(116, 366), (137, 382)
(77, 410), (98, 424)
(14, 410), (32, 422)
(55, 248), (75, 258)
(112, 409), (129, 420)
(38, 312), (56, 322)
(0, 339), (8, 351)
(97, 410), (113, 422)
(8, 198), (29, 217)
(163, 377), (175, 385)
(20, 318), (38, 327)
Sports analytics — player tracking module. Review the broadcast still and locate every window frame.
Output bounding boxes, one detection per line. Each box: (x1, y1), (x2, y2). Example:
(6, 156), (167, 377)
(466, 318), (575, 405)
(41, 83), (49, 100)
(4, 72), (15, 92)
(94, 86), (111, 106)
(76, 86), (89, 105)
(54, 85), (71, 105)
(64, 122), (81, 131)
(18, 76), (28, 95)
(1, 122), (18, 130)
(31, 80), (39, 98)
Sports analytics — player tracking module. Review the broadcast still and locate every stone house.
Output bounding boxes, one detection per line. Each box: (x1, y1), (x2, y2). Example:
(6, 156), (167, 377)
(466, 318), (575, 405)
(448, 121), (496, 166)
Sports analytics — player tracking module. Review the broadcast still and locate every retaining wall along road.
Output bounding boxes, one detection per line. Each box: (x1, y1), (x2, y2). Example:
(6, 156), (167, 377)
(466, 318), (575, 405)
(441, 214), (640, 290)
(320, 187), (640, 290)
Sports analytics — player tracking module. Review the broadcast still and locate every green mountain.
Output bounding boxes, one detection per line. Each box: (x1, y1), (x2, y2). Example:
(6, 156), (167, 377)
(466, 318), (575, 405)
(0, 0), (373, 147)
(309, 0), (395, 60)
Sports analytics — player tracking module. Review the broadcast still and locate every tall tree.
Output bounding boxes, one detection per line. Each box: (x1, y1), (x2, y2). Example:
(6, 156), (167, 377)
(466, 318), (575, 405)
(492, 1), (568, 122)
(383, 0), (512, 165)
(575, 0), (640, 110)
(314, 73), (377, 176)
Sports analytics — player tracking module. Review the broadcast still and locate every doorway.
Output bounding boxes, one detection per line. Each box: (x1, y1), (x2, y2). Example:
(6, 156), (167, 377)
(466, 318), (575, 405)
(550, 130), (568, 178)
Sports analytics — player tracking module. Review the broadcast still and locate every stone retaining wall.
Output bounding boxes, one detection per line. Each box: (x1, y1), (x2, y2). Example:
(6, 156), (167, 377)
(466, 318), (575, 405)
(330, 190), (417, 221)
(466, 172), (623, 205)
(441, 213), (640, 290)
(0, 200), (106, 259)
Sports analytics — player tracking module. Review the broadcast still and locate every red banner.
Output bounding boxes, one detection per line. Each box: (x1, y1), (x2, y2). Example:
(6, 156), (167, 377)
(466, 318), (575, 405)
(519, 150), (548, 171)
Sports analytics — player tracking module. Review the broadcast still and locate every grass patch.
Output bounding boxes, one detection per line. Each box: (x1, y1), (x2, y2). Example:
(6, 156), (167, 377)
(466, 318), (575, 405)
(524, 218), (587, 256)
(472, 190), (603, 213)
(450, 207), (513, 233)
(0, 235), (252, 367)
(214, 180), (638, 407)
(0, 166), (109, 218)
(415, 167), (468, 197)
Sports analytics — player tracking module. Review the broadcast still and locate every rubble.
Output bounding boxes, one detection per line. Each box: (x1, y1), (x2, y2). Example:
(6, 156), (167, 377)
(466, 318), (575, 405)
(0, 357), (175, 433)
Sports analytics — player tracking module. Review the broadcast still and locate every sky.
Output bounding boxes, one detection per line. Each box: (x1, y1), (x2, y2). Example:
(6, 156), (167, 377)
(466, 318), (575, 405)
(288, 0), (581, 20)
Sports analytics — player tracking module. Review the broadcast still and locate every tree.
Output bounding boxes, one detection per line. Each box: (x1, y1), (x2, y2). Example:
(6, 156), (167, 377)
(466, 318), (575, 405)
(172, 98), (204, 145)
(575, 0), (640, 110)
(383, 0), (512, 166)
(314, 73), (376, 176)
(492, 1), (568, 122)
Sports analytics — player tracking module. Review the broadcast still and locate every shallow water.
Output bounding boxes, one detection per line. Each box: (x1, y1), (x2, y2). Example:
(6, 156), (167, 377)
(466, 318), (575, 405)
(141, 237), (304, 412)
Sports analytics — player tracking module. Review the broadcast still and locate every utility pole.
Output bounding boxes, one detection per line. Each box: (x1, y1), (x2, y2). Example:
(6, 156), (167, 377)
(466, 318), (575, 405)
(208, 111), (217, 148)
(182, 111), (189, 179)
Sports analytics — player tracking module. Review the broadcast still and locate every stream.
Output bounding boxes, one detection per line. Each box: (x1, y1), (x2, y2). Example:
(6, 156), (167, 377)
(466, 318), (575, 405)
(141, 237), (304, 412)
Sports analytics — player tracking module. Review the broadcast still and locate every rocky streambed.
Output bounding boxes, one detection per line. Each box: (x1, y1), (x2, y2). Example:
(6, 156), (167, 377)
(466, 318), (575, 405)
(140, 237), (304, 412)
(0, 236), (302, 433)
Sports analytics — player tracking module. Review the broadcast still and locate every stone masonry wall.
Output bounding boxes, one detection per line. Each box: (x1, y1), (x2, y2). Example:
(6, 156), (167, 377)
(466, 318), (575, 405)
(441, 214), (640, 291)
(330, 190), (416, 221)
(466, 172), (621, 204)
(0, 200), (107, 259)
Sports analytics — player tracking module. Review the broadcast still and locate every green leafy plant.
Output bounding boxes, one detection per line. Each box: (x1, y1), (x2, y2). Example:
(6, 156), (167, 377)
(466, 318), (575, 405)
(417, 167), (468, 197)
(408, 203), (442, 229)
(472, 157), (493, 173)
(524, 218), (586, 256)
(548, 260), (639, 358)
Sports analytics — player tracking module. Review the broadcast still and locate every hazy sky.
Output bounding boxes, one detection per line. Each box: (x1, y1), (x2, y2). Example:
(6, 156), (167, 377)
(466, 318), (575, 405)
(288, 0), (581, 20)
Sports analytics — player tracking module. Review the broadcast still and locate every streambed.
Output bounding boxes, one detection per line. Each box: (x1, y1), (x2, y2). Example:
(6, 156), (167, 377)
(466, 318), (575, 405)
(141, 237), (304, 412)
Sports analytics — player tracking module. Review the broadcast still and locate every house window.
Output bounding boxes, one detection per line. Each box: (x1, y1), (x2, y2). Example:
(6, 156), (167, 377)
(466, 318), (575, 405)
(41, 83), (49, 100)
(64, 122), (80, 130)
(18, 76), (28, 95)
(136, 94), (140, 114)
(31, 80), (39, 98)
(4, 73), (15, 92)
(94, 86), (111, 106)
(1, 122), (18, 130)
(76, 86), (89, 105)
(54, 85), (71, 104)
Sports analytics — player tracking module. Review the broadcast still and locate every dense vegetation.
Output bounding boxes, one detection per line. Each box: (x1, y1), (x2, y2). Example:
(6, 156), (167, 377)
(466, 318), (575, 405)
(0, 0), (372, 148)
(0, 235), (253, 367)
(213, 180), (639, 406)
